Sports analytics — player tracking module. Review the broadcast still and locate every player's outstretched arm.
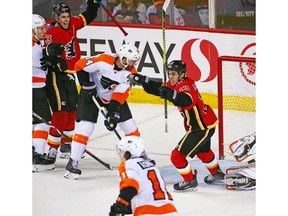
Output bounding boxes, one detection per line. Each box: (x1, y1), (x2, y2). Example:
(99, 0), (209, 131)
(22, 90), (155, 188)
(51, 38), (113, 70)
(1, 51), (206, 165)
(128, 74), (162, 96)
(81, 0), (100, 24)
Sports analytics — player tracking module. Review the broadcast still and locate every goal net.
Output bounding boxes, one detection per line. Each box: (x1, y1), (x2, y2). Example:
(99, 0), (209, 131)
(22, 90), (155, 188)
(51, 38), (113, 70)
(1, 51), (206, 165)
(217, 55), (256, 159)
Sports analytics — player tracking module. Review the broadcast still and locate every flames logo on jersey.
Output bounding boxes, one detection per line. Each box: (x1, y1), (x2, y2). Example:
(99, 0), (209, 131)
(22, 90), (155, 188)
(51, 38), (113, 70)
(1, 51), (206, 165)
(65, 37), (76, 60)
(44, 34), (52, 45)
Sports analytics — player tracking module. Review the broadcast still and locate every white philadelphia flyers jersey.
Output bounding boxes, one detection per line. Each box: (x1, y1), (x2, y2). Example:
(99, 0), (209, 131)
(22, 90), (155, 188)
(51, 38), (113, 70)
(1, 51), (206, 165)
(118, 157), (178, 215)
(74, 53), (138, 105)
(32, 40), (47, 89)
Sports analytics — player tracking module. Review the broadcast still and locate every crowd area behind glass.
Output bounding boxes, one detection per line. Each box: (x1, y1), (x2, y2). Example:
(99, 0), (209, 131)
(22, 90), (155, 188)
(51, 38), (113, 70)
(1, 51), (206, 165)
(33, 0), (255, 30)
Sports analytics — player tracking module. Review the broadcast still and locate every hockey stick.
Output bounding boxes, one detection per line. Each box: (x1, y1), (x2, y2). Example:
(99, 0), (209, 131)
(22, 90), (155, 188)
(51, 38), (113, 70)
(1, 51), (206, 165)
(32, 111), (114, 170)
(92, 96), (122, 140)
(161, 0), (171, 133)
(97, 1), (128, 36)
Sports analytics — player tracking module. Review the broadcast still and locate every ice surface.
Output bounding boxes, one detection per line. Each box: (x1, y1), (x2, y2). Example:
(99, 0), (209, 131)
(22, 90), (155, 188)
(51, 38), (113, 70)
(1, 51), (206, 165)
(32, 104), (256, 216)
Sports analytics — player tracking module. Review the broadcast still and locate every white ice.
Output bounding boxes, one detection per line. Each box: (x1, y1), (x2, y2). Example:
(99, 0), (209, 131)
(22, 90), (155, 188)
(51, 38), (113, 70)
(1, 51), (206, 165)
(32, 104), (256, 216)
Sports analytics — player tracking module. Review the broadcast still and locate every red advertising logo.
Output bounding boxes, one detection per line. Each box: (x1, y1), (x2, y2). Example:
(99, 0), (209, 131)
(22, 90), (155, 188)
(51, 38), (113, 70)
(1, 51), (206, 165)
(240, 43), (256, 86)
(181, 39), (219, 82)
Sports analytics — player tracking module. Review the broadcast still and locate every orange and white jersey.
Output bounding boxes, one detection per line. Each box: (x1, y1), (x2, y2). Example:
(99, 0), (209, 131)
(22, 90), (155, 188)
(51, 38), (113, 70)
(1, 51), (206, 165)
(75, 53), (138, 105)
(32, 40), (47, 89)
(118, 157), (178, 216)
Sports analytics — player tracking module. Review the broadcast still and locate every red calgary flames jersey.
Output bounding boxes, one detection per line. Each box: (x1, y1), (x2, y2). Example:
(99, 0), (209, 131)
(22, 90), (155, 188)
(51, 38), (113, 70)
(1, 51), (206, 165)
(167, 78), (218, 131)
(45, 16), (85, 70)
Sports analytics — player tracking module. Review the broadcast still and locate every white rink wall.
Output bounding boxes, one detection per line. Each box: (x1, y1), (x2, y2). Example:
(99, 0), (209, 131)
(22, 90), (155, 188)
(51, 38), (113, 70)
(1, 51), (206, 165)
(77, 26), (256, 94)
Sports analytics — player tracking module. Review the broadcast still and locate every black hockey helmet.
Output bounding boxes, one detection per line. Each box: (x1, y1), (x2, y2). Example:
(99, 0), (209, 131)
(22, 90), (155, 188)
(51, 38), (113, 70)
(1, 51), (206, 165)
(52, 3), (71, 17)
(167, 60), (187, 75)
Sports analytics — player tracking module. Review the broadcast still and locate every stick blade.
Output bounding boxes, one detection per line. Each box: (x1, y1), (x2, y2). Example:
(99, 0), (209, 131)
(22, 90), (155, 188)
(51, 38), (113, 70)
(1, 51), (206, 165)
(162, 0), (171, 12)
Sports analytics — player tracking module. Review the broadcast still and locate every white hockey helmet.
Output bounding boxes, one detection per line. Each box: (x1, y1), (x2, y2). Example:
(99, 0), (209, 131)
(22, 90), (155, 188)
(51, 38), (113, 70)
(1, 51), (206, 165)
(116, 136), (145, 160)
(32, 14), (46, 33)
(32, 14), (46, 40)
(118, 43), (140, 68)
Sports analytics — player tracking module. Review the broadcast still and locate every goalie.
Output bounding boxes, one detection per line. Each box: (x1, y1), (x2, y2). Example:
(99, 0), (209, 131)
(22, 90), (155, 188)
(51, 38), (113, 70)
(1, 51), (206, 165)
(225, 132), (256, 191)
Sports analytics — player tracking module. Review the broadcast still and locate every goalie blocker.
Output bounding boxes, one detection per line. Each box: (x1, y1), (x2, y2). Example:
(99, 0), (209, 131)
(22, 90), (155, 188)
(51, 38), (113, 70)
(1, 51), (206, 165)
(225, 132), (256, 191)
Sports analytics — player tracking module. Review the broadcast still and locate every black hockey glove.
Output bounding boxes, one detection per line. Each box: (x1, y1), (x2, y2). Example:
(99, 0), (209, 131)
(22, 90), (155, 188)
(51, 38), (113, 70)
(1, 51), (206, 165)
(86, 0), (101, 8)
(100, 75), (120, 90)
(82, 82), (97, 103)
(104, 112), (120, 131)
(50, 57), (68, 73)
(40, 57), (48, 71)
(128, 74), (149, 86)
(43, 43), (64, 61)
(159, 86), (177, 102)
(109, 201), (126, 216)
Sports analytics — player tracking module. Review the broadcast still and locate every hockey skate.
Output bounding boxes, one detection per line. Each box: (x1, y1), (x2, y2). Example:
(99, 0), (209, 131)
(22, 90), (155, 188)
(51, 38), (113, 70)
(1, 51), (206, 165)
(47, 147), (58, 163)
(225, 173), (256, 190)
(32, 152), (55, 172)
(204, 169), (225, 184)
(64, 158), (82, 180)
(60, 142), (71, 159)
(173, 170), (198, 192)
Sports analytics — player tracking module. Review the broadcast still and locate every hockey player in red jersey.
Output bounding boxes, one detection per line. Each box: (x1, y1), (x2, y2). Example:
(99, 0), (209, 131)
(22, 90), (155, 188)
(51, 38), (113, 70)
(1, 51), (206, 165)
(109, 136), (178, 216)
(32, 14), (67, 172)
(44, 2), (100, 162)
(129, 60), (225, 191)
(64, 43), (142, 180)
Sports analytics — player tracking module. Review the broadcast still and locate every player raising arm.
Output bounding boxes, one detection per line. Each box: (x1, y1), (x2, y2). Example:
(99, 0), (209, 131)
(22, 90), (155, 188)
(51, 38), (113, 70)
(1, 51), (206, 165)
(109, 136), (178, 216)
(64, 44), (142, 180)
(44, 1), (100, 162)
(129, 60), (225, 192)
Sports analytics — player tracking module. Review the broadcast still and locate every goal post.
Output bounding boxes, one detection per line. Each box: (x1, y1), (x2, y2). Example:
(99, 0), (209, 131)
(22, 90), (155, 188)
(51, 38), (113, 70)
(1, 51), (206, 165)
(217, 55), (256, 159)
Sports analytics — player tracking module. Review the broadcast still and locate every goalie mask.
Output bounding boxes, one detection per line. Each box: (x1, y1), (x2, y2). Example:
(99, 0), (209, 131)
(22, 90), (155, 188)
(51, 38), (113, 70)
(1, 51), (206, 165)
(118, 43), (140, 68)
(116, 136), (145, 160)
(32, 14), (46, 41)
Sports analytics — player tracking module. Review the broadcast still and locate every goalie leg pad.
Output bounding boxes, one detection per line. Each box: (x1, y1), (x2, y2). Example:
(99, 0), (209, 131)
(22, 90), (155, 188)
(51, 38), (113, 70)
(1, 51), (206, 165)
(229, 132), (256, 162)
(225, 173), (256, 191)
(225, 167), (256, 191)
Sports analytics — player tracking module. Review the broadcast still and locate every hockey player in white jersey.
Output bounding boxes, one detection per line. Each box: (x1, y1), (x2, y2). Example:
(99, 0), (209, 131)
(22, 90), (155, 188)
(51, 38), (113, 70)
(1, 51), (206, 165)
(225, 132), (256, 190)
(109, 136), (178, 216)
(64, 44), (142, 180)
(32, 14), (66, 172)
